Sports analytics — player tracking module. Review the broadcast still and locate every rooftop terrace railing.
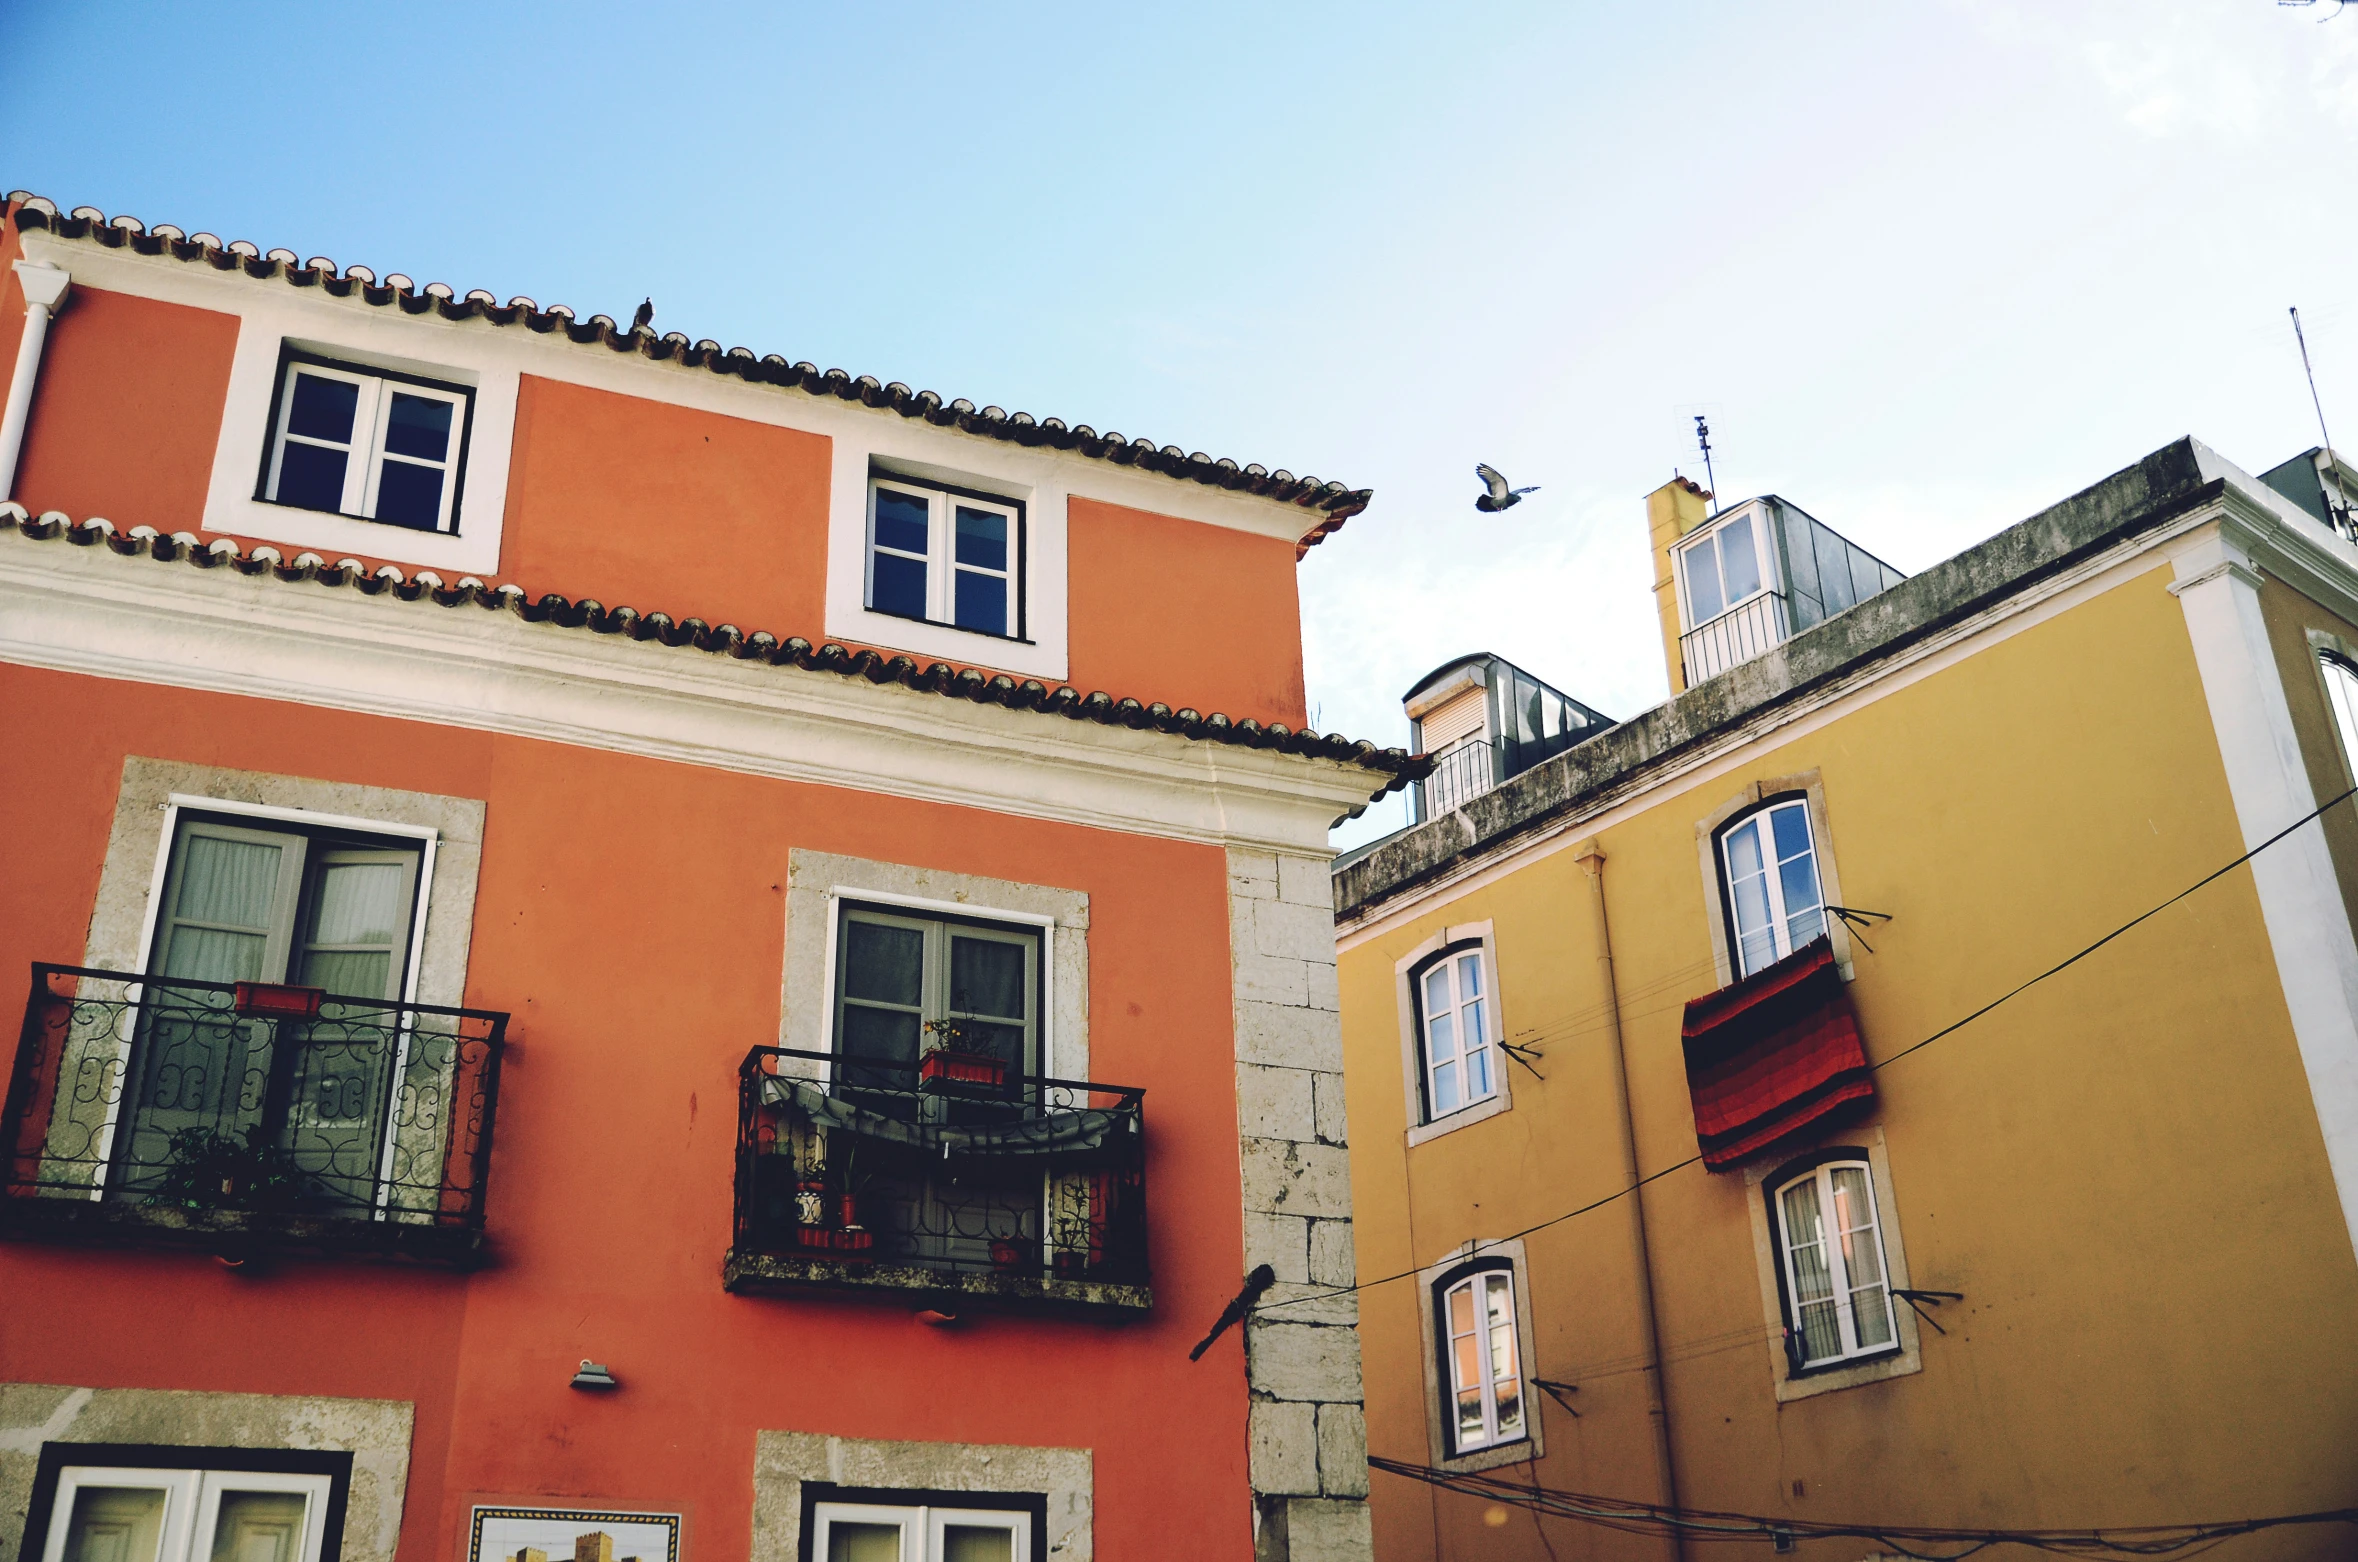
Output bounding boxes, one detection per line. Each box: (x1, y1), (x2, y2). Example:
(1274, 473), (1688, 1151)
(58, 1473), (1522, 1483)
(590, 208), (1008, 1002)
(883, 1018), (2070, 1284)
(1, 963), (505, 1264)
(725, 1045), (1149, 1315)
(1681, 590), (1793, 686)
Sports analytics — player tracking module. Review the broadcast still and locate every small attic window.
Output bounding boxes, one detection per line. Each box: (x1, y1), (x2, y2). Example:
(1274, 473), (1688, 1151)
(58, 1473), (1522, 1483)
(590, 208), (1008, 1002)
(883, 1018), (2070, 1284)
(866, 474), (1028, 642)
(259, 348), (474, 534)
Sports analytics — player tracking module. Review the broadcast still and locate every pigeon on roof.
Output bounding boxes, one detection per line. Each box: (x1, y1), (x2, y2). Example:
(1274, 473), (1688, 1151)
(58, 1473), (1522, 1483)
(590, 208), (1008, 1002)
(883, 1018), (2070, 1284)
(631, 297), (654, 333)
(1475, 464), (1538, 513)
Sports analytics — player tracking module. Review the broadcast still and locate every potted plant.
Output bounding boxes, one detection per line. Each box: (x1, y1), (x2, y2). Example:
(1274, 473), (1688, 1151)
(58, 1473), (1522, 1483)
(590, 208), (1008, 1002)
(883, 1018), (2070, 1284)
(989, 1236), (1035, 1271)
(918, 1020), (1008, 1093)
(145, 1127), (316, 1214)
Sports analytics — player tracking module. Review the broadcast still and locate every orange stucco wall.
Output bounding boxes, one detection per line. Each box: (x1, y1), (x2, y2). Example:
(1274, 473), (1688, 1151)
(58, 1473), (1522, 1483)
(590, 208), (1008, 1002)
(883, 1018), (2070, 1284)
(5, 284), (239, 533)
(0, 662), (1257, 1560)
(1067, 495), (1308, 727)
(498, 375), (834, 639)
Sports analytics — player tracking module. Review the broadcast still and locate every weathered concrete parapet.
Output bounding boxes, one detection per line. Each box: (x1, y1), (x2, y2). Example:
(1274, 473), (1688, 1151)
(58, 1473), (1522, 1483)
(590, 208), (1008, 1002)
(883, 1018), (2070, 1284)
(1227, 847), (1372, 1561)
(0, 1383), (414, 1562)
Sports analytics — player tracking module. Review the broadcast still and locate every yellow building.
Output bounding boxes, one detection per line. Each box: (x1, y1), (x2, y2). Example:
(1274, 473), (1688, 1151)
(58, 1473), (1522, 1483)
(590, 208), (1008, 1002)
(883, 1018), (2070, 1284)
(1326, 439), (2358, 1560)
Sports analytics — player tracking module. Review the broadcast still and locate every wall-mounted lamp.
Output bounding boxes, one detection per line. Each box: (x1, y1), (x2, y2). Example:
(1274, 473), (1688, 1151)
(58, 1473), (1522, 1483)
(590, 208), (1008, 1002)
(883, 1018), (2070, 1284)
(570, 1360), (618, 1391)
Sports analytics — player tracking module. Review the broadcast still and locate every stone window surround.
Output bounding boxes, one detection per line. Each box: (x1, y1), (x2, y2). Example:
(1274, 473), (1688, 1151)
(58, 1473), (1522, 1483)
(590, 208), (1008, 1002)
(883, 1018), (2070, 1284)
(1392, 921), (1512, 1148)
(1693, 769), (1856, 989)
(82, 755), (486, 1010)
(750, 1431), (1089, 1562)
(1411, 1237), (1546, 1475)
(1740, 1125), (1924, 1403)
(778, 849), (1089, 1082)
(0, 1384), (413, 1562)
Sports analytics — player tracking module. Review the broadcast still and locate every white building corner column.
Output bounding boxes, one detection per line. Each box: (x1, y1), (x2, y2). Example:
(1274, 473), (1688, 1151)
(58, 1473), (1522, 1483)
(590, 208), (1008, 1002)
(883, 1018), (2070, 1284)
(0, 260), (70, 503)
(2170, 524), (2358, 1260)
(1226, 847), (1373, 1562)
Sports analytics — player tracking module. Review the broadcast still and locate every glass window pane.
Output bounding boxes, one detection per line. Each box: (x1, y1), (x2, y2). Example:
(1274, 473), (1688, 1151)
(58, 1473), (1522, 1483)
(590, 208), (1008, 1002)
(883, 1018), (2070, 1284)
(954, 506), (1008, 570)
(1718, 513), (1763, 601)
(1684, 539), (1724, 622)
(826, 1522), (904, 1562)
(1456, 953), (1481, 999)
(949, 936), (1026, 1019)
(1426, 1011), (1456, 1063)
(1769, 803), (1811, 862)
(307, 862), (406, 946)
(843, 922), (923, 1005)
(839, 1004), (922, 1071)
(1423, 966), (1452, 1016)
(177, 836), (285, 928)
(873, 489), (930, 554)
(373, 459), (445, 530)
(1447, 1282), (1475, 1337)
(1460, 991), (1486, 1049)
(62, 1485), (168, 1562)
(1432, 1058), (1459, 1113)
(287, 372), (358, 442)
(162, 926), (267, 984)
(2323, 658), (2358, 776)
(1795, 1296), (1844, 1362)
(870, 550), (926, 619)
(1456, 1381), (1486, 1443)
(1777, 852), (1821, 920)
(942, 1526), (1014, 1562)
(1463, 1046), (1491, 1100)
(208, 1490), (308, 1562)
(1724, 819), (1765, 883)
(954, 569), (1007, 636)
(381, 391), (452, 460)
(1781, 1181), (1832, 1305)
(275, 440), (349, 512)
(296, 948), (391, 999)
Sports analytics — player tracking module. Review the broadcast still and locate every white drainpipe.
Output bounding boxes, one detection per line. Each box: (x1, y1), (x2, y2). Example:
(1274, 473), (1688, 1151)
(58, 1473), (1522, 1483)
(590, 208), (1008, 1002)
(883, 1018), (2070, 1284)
(0, 260), (72, 503)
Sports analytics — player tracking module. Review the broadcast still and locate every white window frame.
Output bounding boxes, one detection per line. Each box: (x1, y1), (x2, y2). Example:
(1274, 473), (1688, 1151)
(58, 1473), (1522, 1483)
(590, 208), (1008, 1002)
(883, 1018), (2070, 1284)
(1675, 505), (1771, 631)
(2320, 651), (2358, 781)
(1415, 943), (1497, 1122)
(1772, 1158), (1902, 1372)
(1439, 1265), (1528, 1456)
(264, 353), (470, 534)
(1394, 923), (1512, 1147)
(809, 1499), (1031, 1561)
(865, 476), (1024, 642)
(1715, 795), (1828, 979)
(40, 1465), (333, 1562)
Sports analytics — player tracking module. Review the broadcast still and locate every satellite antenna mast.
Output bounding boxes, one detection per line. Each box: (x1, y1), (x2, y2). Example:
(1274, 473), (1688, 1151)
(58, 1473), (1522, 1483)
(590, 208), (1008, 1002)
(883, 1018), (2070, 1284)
(2291, 307), (2356, 538)
(1694, 415), (1720, 515)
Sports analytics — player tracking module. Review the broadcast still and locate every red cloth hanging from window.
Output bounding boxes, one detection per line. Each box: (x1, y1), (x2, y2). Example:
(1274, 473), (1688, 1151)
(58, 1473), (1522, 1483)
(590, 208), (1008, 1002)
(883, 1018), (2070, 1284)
(1681, 937), (1873, 1171)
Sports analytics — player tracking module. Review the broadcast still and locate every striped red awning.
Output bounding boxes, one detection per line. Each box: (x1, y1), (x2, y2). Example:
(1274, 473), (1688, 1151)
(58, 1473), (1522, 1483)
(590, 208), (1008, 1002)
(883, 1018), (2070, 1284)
(1681, 938), (1873, 1171)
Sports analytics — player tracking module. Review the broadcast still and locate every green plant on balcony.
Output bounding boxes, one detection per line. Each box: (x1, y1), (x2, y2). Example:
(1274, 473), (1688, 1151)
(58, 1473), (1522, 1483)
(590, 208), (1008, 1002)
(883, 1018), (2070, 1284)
(143, 1127), (319, 1214)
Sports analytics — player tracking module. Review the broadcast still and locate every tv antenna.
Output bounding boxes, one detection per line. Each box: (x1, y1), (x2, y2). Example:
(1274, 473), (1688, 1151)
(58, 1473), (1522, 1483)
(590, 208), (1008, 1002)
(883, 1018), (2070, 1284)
(2291, 307), (2356, 538)
(1693, 415), (1720, 514)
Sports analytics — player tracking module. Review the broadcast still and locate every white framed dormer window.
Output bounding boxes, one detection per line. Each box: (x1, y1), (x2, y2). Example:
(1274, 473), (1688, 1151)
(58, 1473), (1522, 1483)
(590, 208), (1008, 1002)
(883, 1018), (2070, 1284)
(261, 348), (473, 535)
(1715, 795), (1827, 979)
(809, 1498), (1034, 1561)
(1438, 1262), (1527, 1456)
(866, 475), (1026, 642)
(1415, 943), (1496, 1122)
(35, 1459), (338, 1562)
(1676, 505), (1767, 629)
(1771, 1155), (1900, 1373)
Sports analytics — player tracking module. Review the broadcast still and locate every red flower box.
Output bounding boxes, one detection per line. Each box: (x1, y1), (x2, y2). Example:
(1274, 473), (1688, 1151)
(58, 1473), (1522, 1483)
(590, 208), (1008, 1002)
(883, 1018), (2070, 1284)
(794, 1225), (876, 1256)
(919, 1049), (1008, 1092)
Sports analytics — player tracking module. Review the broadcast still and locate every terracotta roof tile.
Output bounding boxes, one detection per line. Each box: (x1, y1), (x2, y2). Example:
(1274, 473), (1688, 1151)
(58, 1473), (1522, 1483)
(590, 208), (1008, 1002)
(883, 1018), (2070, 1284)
(7, 196), (1370, 557)
(0, 504), (1424, 799)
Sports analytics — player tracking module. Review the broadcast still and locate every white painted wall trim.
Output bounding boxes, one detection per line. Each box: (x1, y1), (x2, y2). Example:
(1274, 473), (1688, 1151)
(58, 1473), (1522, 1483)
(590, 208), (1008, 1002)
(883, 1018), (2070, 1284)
(0, 531), (1383, 855)
(2167, 519), (2358, 1260)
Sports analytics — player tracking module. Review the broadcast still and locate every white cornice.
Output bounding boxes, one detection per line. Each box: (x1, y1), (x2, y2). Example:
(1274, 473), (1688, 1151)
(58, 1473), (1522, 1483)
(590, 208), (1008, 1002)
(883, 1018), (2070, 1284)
(0, 532), (1385, 854)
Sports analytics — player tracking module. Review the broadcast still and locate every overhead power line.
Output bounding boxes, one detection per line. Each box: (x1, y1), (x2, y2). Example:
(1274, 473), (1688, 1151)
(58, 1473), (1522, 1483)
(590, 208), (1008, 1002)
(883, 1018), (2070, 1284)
(1370, 1455), (2358, 1560)
(1258, 781), (2358, 1319)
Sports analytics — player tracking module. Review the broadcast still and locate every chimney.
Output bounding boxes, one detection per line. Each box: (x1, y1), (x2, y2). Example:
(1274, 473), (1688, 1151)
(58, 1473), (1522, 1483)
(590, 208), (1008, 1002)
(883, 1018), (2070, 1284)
(1647, 477), (1712, 694)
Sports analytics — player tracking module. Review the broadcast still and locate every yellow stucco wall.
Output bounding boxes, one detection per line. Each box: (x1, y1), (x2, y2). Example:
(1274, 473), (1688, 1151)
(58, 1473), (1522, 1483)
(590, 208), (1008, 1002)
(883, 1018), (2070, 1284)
(1340, 559), (2358, 1561)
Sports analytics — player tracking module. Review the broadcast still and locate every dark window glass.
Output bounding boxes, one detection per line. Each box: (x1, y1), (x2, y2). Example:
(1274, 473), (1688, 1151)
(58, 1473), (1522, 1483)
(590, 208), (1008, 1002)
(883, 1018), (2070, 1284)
(276, 441), (348, 512)
(872, 551), (927, 619)
(955, 507), (1008, 570)
(845, 922), (924, 1005)
(382, 392), (452, 460)
(287, 373), (358, 443)
(954, 570), (1007, 636)
(874, 489), (930, 554)
(373, 461), (445, 529)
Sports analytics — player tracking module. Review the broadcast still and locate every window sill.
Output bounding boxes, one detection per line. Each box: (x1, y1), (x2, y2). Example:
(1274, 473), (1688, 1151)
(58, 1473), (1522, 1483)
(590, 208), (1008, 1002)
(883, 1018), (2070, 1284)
(0, 1191), (486, 1268)
(860, 603), (1037, 649)
(255, 494), (453, 537)
(1774, 1341), (1918, 1403)
(1405, 1090), (1511, 1148)
(722, 1247), (1151, 1319)
(1435, 1437), (1536, 1476)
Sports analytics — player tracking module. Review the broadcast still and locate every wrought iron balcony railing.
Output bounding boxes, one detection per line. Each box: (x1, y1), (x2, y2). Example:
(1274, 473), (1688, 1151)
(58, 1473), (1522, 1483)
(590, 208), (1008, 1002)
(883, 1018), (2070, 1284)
(1419, 735), (1497, 819)
(1681, 590), (1793, 686)
(725, 1045), (1149, 1315)
(1, 963), (506, 1264)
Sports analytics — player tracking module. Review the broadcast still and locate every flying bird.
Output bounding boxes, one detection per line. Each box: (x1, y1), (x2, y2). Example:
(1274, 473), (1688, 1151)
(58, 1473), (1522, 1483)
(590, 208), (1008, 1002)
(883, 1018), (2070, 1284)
(1475, 463), (1538, 513)
(631, 297), (655, 333)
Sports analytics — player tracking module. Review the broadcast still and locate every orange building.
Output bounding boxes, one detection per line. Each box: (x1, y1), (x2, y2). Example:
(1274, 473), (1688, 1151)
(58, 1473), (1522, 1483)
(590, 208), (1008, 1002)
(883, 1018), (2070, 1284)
(0, 194), (1411, 1562)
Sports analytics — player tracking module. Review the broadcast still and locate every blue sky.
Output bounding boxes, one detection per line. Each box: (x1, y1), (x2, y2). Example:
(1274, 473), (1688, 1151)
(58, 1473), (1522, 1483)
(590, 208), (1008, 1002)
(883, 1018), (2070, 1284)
(7, 3), (2355, 847)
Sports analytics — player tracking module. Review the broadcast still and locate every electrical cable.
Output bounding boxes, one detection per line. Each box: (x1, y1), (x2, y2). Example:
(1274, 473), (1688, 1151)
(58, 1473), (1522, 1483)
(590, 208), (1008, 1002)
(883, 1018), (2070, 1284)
(1256, 780), (2358, 1320)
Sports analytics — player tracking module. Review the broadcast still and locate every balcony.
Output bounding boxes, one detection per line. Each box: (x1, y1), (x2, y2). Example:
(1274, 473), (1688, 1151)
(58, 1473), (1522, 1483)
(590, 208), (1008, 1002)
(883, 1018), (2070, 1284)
(1, 963), (506, 1266)
(1420, 736), (1497, 817)
(724, 1046), (1149, 1317)
(1681, 590), (1793, 686)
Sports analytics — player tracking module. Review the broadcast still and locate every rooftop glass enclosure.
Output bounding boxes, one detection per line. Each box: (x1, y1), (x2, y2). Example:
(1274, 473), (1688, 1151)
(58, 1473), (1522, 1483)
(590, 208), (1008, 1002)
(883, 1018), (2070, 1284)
(1673, 496), (1906, 687)
(1404, 653), (1611, 823)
